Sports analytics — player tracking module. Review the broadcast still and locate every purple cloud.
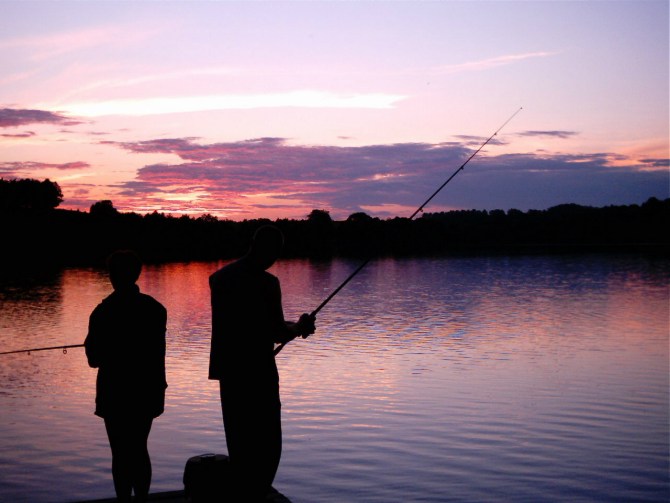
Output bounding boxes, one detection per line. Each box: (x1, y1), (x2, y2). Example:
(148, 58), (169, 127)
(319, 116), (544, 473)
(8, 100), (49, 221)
(103, 136), (668, 219)
(1, 131), (36, 138)
(0, 108), (84, 128)
(0, 161), (90, 175)
(517, 130), (579, 139)
(640, 158), (670, 168)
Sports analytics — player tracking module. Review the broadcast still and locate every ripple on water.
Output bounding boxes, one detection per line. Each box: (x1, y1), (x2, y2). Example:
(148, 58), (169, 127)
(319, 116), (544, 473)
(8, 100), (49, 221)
(0, 256), (668, 502)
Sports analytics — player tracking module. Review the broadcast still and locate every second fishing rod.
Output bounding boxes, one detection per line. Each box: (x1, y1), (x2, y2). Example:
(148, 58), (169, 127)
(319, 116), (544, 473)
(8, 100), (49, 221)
(275, 107), (523, 356)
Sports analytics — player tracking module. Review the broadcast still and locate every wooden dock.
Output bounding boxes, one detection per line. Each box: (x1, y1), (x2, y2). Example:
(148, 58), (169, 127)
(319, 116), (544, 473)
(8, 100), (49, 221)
(76, 490), (186, 503)
(75, 486), (292, 502)
(76, 490), (186, 502)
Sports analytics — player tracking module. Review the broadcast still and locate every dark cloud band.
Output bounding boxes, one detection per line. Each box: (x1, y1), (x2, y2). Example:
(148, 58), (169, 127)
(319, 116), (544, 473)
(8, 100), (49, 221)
(103, 136), (668, 218)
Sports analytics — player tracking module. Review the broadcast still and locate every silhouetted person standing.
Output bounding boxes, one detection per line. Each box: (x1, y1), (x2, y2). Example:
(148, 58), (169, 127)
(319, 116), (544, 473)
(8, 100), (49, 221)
(209, 225), (315, 501)
(85, 250), (167, 503)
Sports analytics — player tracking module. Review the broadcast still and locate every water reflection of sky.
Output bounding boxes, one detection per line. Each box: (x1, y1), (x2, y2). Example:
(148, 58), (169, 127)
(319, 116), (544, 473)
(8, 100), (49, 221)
(0, 255), (668, 502)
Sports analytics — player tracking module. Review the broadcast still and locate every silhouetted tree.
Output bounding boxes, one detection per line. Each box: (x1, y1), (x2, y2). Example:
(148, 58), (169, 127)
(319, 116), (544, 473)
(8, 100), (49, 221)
(346, 212), (374, 223)
(90, 200), (119, 217)
(1, 197), (668, 267)
(0, 178), (63, 211)
(198, 213), (218, 223)
(339, 211), (383, 256)
(307, 209), (333, 226)
(306, 209), (335, 257)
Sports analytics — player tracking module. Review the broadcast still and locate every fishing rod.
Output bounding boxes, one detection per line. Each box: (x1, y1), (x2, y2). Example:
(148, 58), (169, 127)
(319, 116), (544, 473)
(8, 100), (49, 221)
(0, 343), (84, 356)
(275, 107), (523, 356)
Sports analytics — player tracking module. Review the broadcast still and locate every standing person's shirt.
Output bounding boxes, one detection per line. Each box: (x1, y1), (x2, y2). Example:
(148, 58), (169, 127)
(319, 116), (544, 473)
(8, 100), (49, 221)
(208, 258), (287, 390)
(85, 285), (167, 419)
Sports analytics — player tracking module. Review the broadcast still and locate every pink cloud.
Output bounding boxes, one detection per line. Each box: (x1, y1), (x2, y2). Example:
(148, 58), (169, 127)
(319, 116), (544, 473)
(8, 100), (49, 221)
(0, 161), (90, 173)
(0, 22), (167, 62)
(434, 52), (558, 74)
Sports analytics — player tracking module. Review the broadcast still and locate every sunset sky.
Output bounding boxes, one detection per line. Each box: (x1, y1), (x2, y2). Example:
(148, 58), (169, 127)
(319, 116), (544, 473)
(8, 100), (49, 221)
(1, 1), (668, 220)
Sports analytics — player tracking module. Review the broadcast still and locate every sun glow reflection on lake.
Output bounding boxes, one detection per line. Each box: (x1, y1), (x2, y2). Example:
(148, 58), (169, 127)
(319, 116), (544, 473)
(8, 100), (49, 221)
(0, 255), (668, 502)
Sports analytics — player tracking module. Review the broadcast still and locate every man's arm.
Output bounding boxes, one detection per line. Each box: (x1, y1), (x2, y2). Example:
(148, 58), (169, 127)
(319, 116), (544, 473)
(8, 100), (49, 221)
(277, 313), (316, 344)
(269, 276), (316, 344)
(84, 306), (105, 368)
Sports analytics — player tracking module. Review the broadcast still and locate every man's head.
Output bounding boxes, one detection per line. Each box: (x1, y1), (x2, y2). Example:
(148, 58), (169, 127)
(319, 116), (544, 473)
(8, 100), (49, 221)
(248, 225), (284, 270)
(107, 250), (142, 290)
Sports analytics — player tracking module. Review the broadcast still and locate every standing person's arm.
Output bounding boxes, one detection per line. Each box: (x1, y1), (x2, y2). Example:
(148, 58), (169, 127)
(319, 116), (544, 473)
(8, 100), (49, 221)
(282, 314), (316, 342)
(157, 303), (168, 389)
(269, 277), (316, 344)
(84, 305), (106, 368)
(149, 301), (168, 417)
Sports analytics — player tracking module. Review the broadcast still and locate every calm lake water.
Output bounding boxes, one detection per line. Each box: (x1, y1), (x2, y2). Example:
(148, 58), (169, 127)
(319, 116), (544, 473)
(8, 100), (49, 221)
(0, 255), (668, 502)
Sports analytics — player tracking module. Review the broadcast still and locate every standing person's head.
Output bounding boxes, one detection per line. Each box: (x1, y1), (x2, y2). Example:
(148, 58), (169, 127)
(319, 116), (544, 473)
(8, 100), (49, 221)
(107, 250), (142, 290)
(247, 225), (284, 270)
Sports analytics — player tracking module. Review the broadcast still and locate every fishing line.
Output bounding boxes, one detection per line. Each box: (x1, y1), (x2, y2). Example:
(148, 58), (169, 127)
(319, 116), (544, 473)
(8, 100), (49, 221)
(274, 107), (523, 356)
(0, 343), (84, 356)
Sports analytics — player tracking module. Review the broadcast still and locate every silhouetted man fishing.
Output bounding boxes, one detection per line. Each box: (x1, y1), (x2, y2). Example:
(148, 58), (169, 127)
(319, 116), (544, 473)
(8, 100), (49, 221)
(209, 225), (315, 501)
(85, 250), (167, 503)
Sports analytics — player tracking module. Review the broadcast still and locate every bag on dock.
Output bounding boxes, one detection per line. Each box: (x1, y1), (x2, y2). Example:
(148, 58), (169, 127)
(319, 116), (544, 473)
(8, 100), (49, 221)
(183, 453), (230, 502)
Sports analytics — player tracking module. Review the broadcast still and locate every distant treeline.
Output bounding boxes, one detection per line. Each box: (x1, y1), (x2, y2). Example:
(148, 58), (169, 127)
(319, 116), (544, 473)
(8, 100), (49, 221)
(0, 178), (668, 267)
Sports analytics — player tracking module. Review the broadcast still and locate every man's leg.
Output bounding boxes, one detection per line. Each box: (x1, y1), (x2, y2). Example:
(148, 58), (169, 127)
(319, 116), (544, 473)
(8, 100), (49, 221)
(129, 417), (153, 503)
(221, 383), (282, 501)
(104, 417), (132, 503)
